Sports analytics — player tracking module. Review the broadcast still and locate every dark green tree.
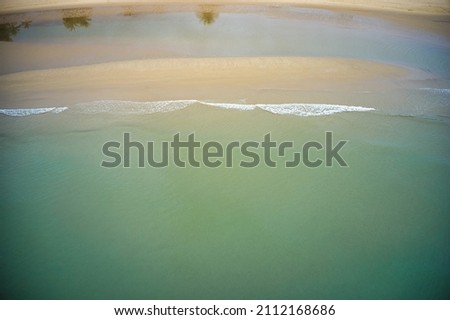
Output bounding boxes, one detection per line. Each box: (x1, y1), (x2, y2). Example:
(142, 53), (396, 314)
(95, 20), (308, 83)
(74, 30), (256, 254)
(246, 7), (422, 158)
(0, 21), (32, 42)
(62, 8), (92, 31)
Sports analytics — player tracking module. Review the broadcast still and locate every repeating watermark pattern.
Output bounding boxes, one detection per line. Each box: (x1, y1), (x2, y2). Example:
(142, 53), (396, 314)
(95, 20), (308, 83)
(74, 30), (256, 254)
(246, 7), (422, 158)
(101, 132), (348, 168)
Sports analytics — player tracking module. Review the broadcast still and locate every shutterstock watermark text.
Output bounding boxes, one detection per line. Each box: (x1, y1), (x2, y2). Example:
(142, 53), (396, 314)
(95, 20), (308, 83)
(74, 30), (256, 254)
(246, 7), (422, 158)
(101, 132), (348, 168)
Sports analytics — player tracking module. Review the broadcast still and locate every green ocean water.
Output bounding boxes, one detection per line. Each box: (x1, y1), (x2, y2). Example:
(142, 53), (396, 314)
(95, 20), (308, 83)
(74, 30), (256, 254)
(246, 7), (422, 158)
(1, 106), (449, 299)
(1, 5), (450, 299)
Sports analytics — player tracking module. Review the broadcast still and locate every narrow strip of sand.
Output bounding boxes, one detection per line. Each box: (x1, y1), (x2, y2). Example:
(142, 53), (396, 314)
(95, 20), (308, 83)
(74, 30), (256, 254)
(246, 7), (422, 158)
(0, 0), (449, 15)
(0, 57), (424, 107)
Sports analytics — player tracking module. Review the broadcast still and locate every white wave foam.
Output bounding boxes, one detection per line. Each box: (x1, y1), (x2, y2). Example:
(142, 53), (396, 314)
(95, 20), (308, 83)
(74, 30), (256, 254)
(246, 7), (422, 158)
(202, 102), (374, 116)
(202, 102), (257, 111)
(73, 100), (197, 114)
(0, 100), (375, 118)
(73, 100), (374, 116)
(0, 107), (67, 117)
(258, 104), (374, 116)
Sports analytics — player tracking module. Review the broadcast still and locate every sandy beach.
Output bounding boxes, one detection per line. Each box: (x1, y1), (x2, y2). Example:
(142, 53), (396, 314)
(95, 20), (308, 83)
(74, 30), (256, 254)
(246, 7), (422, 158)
(1, 1), (448, 108)
(0, 0), (449, 15)
(0, 57), (417, 106)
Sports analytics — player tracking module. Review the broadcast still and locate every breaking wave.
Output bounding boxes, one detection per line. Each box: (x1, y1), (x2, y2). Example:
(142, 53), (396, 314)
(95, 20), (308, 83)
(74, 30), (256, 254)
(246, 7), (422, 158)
(0, 107), (67, 117)
(0, 100), (375, 117)
(204, 102), (374, 116)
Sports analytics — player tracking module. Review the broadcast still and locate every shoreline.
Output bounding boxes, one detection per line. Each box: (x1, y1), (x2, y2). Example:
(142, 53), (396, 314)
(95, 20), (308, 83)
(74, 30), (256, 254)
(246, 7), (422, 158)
(0, 2), (448, 110)
(0, 0), (449, 15)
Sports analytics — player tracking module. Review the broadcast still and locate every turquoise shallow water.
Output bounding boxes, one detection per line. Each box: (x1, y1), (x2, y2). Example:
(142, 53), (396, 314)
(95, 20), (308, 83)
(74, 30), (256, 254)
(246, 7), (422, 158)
(0, 5), (450, 299)
(0, 107), (449, 299)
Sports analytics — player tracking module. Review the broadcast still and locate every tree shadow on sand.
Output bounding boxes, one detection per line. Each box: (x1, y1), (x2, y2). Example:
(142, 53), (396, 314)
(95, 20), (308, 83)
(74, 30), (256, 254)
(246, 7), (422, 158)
(62, 8), (92, 31)
(123, 6), (137, 17)
(0, 20), (31, 41)
(197, 7), (219, 25)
